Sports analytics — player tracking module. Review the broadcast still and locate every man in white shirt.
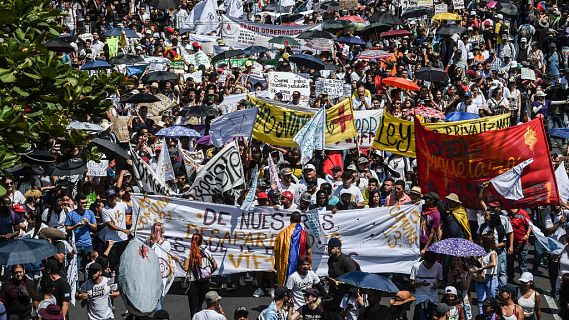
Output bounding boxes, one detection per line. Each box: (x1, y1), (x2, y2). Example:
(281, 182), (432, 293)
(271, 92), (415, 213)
(410, 251), (443, 320)
(297, 164), (326, 202)
(286, 258), (323, 310)
(333, 171), (364, 208)
(76, 263), (119, 320)
(192, 291), (226, 320)
(101, 189), (131, 269)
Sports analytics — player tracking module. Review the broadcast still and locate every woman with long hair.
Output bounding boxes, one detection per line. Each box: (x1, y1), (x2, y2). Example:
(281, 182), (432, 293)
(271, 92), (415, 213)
(499, 285), (524, 320)
(472, 233), (498, 314)
(366, 190), (381, 208)
(183, 233), (217, 318)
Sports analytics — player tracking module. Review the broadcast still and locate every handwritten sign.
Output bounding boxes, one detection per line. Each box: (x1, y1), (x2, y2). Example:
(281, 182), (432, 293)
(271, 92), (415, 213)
(267, 72), (311, 104)
(315, 79), (346, 99)
(435, 4), (448, 14)
(132, 194), (421, 274)
(452, 0), (464, 10)
(87, 160), (108, 177)
(373, 113), (511, 158)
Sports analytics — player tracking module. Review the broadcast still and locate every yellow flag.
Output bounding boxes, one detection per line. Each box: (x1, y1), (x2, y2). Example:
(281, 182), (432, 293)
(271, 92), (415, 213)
(373, 113), (511, 157)
(249, 97), (356, 147)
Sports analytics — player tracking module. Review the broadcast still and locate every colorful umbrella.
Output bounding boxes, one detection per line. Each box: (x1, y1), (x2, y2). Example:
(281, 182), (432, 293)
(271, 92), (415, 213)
(432, 12), (462, 21)
(382, 77), (420, 91)
(380, 29), (412, 38)
(428, 238), (486, 257)
(356, 50), (391, 60)
(486, 1), (497, 8)
(269, 36), (300, 46)
(404, 106), (445, 119)
(337, 271), (399, 292)
(339, 15), (366, 23)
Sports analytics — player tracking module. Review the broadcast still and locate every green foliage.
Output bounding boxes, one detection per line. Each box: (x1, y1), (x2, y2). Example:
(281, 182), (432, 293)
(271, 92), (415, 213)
(0, 0), (124, 170)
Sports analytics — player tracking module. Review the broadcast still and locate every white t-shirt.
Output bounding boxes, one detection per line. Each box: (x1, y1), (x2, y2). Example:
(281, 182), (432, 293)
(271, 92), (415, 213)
(410, 261), (443, 303)
(544, 210), (567, 241)
(192, 309), (226, 320)
(101, 202), (130, 242)
(333, 185), (364, 204)
(41, 208), (67, 233)
(79, 276), (114, 320)
(285, 270), (321, 310)
(340, 294), (368, 320)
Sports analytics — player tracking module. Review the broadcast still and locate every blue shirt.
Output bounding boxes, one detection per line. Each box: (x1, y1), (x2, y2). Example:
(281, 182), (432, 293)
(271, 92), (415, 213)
(0, 212), (19, 237)
(65, 209), (96, 247)
(546, 52), (560, 77)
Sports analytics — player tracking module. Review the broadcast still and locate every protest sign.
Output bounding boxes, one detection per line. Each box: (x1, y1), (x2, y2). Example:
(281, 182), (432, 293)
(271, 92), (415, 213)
(187, 141), (245, 201)
(415, 118), (559, 209)
(241, 165), (259, 211)
(415, 0), (434, 7)
(185, 50), (211, 69)
(111, 116), (131, 143)
(373, 113), (511, 158)
(267, 72), (311, 103)
(435, 4), (448, 14)
(315, 79), (346, 99)
(132, 194), (421, 274)
(221, 15), (318, 49)
(521, 68), (536, 81)
(131, 145), (187, 196)
(210, 107), (258, 147)
(326, 110), (383, 150)
(184, 70), (203, 83)
(87, 160), (108, 177)
(452, 0), (464, 10)
(249, 96), (357, 147)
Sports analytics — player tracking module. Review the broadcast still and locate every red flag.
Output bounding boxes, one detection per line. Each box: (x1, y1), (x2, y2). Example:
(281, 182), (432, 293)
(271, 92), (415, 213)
(415, 117), (559, 209)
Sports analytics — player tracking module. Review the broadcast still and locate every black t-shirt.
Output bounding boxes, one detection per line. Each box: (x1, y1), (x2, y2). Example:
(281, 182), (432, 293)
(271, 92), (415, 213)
(298, 304), (326, 320)
(442, 213), (467, 240)
(53, 277), (72, 307)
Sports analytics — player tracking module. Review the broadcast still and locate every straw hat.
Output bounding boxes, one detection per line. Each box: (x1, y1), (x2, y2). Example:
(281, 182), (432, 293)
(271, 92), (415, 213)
(445, 193), (462, 204)
(390, 291), (416, 306)
(100, 119), (113, 131)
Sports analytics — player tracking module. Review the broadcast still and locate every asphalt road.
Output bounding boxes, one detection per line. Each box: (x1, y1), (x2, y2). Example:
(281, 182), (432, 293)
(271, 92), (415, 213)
(69, 263), (561, 320)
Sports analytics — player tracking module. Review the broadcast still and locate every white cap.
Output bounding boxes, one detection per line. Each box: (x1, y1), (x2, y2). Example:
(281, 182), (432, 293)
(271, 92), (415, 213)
(445, 286), (458, 296)
(518, 272), (534, 283)
(303, 164), (316, 171)
(496, 13), (503, 20)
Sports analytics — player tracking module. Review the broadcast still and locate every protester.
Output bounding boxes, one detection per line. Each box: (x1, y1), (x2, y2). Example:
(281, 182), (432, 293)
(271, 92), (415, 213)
(192, 291), (226, 320)
(410, 251), (442, 320)
(183, 233), (218, 318)
(517, 272), (541, 320)
(472, 233), (498, 315)
(498, 285), (524, 320)
(76, 263), (120, 320)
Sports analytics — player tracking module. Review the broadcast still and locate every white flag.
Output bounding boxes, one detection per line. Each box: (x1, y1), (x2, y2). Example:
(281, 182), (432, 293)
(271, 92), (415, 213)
(182, 0), (220, 35)
(529, 221), (565, 255)
(224, 0), (244, 18)
(210, 107), (258, 148)
(490, 158), (533, 200)
(268, 154), (282, 192)
(241, 165), (259, 211)
(188, 141), (245, 201)
(156, 139), (175, 183)
(555, 161), (569, 203)
(294, 107), (326, 165)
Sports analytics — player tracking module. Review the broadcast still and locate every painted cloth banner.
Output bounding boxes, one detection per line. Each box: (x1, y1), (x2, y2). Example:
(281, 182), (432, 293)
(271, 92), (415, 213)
(210, 107), (258, 147)
(415, 118), (559, 209)
(315, 79), (348, 99)
(249, 96), (357, 147)
(187, 141), (245, 201)
(152, 242), (179, 298)
(156, 139), (175, 183)
(132, 195), (421, 275)
(294, 107), (326, 165)
(179, 148), (204, 177)
(241, 165), (259, 211)
(218, 91), (269, 114)
(268, 153), (283, 192)
(326, 110), (383, 150)
(131, 146), (188, 196)
(267, 72), (311, 104)
(373, 113), (511, 158)
(555, 162), (569, 202)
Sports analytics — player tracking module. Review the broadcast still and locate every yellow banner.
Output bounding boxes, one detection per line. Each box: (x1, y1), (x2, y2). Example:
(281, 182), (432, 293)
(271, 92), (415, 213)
(249, 97), (357, 147)
(373, 113), (511, 157)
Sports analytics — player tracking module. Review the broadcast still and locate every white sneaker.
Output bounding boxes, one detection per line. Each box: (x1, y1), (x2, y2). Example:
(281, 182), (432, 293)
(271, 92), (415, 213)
(253, 288), (264, 297)
(269, 288), (275, 299)
(239, 276), (246, 286)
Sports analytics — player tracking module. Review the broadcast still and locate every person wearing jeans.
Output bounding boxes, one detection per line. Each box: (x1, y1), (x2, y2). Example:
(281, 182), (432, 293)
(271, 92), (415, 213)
(506, 209), (532, 282)
(473, 233), (498, 314)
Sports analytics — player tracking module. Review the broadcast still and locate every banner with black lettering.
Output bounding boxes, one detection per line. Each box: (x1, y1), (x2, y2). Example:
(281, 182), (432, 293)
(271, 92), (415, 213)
(131, 146), (188, 196)
(187, 141), (245, 201)
(132, 194), (421, 275)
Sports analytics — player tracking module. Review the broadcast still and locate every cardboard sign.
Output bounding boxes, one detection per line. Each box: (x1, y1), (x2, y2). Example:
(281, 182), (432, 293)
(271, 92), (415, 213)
(87, 160), (109, 177)
(452, 0), (465, 10)
(267, 72), (311, 103)
(315, 79), (346, 99)
(435, 4), (448, 14)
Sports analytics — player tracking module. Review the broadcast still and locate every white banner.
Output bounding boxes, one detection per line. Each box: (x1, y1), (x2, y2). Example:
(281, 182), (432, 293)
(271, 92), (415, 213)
(182, 0), (220, 35)
(87, 160), (108, 177)
(131, 146), (187, 196)
(132, 195), (421, 275)
(325, 109), (383, 150)
(315, 79), (347, 99)
(267, 72), (311, 103)
(188, 141), (245, 201)
(210, 107), (258, 147)
(294, 107), (326, 165)
(218, 91), (269, 114)
(555, 162), (569, 202)
(156, 139), (175, 183)
(452, 0), (464, 10)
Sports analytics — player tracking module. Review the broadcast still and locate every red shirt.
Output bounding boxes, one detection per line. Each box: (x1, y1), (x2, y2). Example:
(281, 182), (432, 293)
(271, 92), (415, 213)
(509, 209), (530, 244)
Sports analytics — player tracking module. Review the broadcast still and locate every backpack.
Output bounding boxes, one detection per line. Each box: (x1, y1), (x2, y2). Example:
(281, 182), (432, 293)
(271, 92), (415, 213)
(479, 222), (506, 243)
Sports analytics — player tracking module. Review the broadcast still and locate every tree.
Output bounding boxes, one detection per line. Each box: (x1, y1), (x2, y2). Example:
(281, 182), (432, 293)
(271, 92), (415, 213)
(0, 0), (125, 170)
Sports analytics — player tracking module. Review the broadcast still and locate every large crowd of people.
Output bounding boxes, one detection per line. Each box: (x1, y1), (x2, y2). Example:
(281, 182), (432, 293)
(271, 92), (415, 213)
(2, 0), (569, 319)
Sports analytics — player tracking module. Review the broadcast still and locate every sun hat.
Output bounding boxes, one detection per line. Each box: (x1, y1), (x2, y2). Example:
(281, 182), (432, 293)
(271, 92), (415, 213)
(390, 291), (416, 306)
(445, 193), (462, 204)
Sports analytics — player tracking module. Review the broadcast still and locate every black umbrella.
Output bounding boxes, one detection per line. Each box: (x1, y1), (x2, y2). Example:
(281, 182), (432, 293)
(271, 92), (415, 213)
(211, 49), (245, 64)
(6, 165), (44, 176)
(497, 3), (517, 16)
(359, 22), (392, 34)
(181, 106), (219, 118)
(436, 24), (467, 36)
(45, 38), (75, 53)
(401, 7), (433, 19)
(120, 93), (161, 103)
(317, 1), (341, 11)
(368, 12), (403, 25)
(148, 0), (179, 9)
(243, 46), (269, 55)
(414, 67), (449, 83)
(0, 239), (56, 265)
(280, 14), (304, 23)
(23, 149), (55, 163)
(297, 30), (335, 40)
(322, 20), (351, 30)
(91, 138), (130, 160)
(51, 158), (86, 176)
(289, 54), (326, 70)
(143, 71), (180, 82)
(109, 54), (144, 65)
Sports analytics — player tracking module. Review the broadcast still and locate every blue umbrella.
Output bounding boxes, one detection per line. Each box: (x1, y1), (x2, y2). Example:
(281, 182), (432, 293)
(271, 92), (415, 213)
(0, 238), (56, 265)
(549, 128), (569, 139)
(445, 111), (480, 122)
(336, 36), (366, 46)
(156, 125), (201, 138)
(80, 60), (112, 70)
(289, 54), (326, 70)
(337, 271), (399, 292)
(104, 27), (139, 38)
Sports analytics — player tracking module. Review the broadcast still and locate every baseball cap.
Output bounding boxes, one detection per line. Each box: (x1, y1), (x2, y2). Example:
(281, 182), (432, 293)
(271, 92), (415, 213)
(303, 288), (320, 297)
(205, 291), (221, 304)
(304, 164), (316, 171)
(518, 272), (534, 283)
(357, 157), (369, 165)
(274, 287), (289, 300)
(282, 191), (294, 201)
(327, 237), (342, 248)
(104, 188), (118, 200)
(444, 286), (458, 296)
(280, 167), (293, 176)
(257, 192), (269, 200)
(499, 284), (517, 296)
(300, 192), (311, 202)
(234, 306), (249, 318)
